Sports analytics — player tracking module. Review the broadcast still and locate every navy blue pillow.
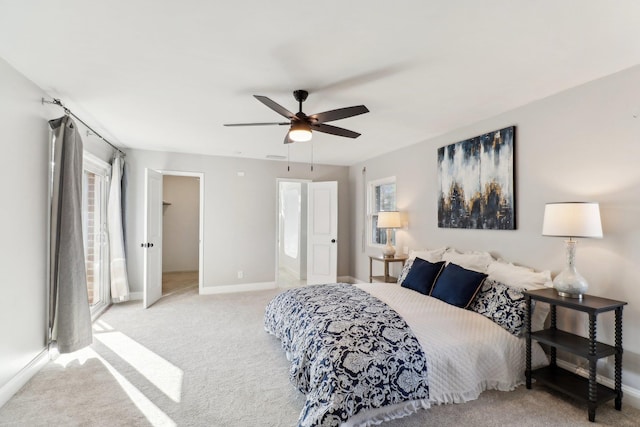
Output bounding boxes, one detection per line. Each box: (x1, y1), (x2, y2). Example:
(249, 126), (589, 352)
(401, 258), (445, 295)
(430, 263), (488, 308)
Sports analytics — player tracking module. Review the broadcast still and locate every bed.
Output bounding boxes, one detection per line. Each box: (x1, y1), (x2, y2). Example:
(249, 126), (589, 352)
(265, 249), (551, 427)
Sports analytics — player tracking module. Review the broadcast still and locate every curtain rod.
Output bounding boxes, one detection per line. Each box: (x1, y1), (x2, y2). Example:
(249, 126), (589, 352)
(42, 97), (125, 156)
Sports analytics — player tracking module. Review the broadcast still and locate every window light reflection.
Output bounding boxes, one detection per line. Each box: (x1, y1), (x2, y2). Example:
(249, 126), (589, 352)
(94, 329), (183, 403)
(53, 347), (176, 427)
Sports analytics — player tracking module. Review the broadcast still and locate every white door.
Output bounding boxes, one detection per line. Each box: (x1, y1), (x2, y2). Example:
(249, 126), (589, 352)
(143, 169), (163, 308)
(307, 181), (338, 285)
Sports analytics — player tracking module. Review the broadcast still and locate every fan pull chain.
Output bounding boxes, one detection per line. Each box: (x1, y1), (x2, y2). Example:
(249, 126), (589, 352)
(287, 145), (291, 172)
(310, 140), (314, 172)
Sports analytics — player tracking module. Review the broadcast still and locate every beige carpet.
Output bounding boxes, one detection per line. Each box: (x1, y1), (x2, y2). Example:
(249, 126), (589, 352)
(1, 286), (639, 427)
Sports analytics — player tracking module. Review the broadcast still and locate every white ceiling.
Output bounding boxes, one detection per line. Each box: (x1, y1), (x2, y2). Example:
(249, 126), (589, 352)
(1, 1), (639, 166)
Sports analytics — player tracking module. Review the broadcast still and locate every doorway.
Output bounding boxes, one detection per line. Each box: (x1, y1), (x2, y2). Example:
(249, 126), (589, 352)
(161, 173), (203, 295)
(275, 179), (339, 288)
(143, 169), (204, 308)
(276, 179), (309, 288)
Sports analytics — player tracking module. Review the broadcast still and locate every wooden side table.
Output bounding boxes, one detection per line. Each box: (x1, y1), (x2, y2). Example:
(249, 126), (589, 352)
(368, 254), (408, 283)
(524, 288), (627, 422)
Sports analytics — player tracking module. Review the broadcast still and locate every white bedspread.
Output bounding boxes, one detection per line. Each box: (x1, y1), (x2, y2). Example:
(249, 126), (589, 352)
(355, 282), (548, 408)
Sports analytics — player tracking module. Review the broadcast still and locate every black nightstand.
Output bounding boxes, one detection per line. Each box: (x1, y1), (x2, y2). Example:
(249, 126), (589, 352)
(524, 288), (627, 422)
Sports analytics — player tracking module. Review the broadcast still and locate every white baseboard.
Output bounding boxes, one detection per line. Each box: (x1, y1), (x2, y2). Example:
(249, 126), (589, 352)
(110, 292), (142, 303)
(128, 291), (143, 301)
(129, 283), (279, 299)
(199, 281), (277, 295)
(0, 348), (49, 408)
(556, 359), (640, 410)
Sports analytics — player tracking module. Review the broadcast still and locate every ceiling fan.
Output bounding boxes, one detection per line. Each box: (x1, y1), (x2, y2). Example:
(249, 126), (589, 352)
(224, 90), (369, 144)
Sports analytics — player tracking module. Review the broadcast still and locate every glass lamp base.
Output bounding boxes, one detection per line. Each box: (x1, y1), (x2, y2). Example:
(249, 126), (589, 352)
(382, 243), (396, 258)
(553, 267), (588, 299)
(382, 228), (396, 258)
(553, 239), (588, 299)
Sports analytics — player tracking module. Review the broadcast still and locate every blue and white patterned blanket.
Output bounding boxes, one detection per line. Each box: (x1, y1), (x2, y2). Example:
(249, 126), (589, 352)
(264, 283), (429, 427)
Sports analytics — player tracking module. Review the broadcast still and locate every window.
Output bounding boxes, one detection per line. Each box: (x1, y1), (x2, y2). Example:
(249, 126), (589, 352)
(82, 153), (111, 318)
(368, 176), (397, 246)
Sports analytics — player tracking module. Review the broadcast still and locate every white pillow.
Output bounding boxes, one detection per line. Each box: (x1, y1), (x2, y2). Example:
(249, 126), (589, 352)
(442, 249), (494, 273)
(487, 261), (552, 289)
(408, 247), (447, 263)
(487, 260), (553, 332)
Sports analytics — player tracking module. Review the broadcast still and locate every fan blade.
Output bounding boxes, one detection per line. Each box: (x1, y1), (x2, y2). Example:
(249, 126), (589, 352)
(309, 105), (369, 124)
(312, 123), (361, 138)
(224, 122), (289, 127)
(254, 95), (295, 119)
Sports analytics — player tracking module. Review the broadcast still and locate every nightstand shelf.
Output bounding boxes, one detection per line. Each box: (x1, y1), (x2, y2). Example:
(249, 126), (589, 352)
(531, 366), (617, 405)
(530, 329), (617, 360)
(524, 288), (627, 423)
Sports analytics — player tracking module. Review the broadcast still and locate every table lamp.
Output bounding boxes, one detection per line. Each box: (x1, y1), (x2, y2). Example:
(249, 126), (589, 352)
(542, 202), (603, 299)
(377, 211), (402, 258)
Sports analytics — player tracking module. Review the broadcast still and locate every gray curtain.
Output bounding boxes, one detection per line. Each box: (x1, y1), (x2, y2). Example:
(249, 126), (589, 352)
(49, 115), (92, 354)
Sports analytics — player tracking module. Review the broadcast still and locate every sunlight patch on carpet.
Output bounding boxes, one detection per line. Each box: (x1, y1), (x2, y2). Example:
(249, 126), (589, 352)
(92, 348), (176, 427)
(53, 347), (176, 427)
(93, 319), (115, 332)
(94, 325), (183, 403)
(52, 346), (95, 367)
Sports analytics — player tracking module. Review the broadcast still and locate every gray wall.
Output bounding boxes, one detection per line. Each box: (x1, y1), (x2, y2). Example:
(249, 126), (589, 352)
(349, 65), (640, 391)
(0, 57), (114, 394)
(162, 175), (200, 273)
(124, 149), (350, 291)
(0, 58), (51, 392)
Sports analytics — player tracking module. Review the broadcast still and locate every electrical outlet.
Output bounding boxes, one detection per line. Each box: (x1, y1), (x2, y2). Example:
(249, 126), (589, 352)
(237, 270), (243, 279)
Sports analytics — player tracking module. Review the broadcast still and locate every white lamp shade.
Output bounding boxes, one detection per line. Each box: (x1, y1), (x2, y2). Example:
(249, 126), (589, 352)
(377, 211), (402, 228)
(542, 202), (603, 238)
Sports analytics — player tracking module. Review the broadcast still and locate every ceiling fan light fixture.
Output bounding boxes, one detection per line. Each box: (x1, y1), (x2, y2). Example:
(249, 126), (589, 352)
(226, 90), (368, 143)
(289, 121), (312, 142)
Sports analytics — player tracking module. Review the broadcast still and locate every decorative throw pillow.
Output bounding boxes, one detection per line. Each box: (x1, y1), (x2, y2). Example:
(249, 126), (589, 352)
(486, 260), (552, 332)
(401, 258), (445, 295)
(430, 262), (487, 308)
(397, 258), (414, 285)
(442, 249), (495, 273)
(469, 279), (534, 336)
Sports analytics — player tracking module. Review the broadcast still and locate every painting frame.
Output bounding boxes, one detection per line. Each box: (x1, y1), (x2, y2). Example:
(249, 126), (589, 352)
(437, 126), (516, 230)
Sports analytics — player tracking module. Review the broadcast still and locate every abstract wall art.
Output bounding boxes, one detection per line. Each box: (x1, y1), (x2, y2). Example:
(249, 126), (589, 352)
(437, 126), (515, 230)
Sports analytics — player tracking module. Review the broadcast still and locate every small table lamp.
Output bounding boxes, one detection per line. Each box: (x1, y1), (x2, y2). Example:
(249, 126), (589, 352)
(377, 211), (402, 258)
(542, 202), (603, 299)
